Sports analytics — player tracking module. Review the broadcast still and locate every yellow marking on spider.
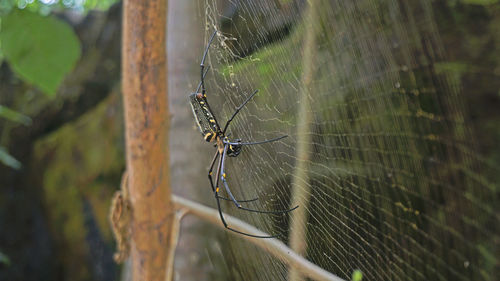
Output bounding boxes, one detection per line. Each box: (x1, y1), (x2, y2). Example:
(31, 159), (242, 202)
(223, 173), (226, 178)
(209, 172), (212, 176)
(216, 187), (220, 192)
(204, 133), (212, 141)
(209, 119), (216, 123)
(200, 101), (205, 104)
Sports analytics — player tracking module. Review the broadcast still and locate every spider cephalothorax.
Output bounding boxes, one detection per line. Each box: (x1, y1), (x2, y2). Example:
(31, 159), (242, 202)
(188, 31), (298, 238)
(226, 138), (242, 157)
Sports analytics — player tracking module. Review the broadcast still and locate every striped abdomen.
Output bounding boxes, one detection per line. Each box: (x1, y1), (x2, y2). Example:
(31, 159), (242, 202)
(189, 93), (219, 142)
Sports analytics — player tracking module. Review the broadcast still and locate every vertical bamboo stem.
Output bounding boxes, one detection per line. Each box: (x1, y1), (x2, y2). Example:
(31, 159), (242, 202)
(288, 0), (319, 280)
(122, 1), (172, 280)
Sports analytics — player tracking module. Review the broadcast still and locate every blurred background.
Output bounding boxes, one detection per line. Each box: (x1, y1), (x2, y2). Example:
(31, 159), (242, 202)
(0, 1), (122, 280)
(1, 0), (499, 281)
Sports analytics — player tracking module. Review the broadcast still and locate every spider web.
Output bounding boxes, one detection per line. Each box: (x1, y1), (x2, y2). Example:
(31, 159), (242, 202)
(195, 1), (499, 280)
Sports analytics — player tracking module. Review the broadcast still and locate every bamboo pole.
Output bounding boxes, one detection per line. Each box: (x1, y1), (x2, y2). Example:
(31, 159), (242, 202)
(122, 0), (172, 280)
(288, 0), (319, 280)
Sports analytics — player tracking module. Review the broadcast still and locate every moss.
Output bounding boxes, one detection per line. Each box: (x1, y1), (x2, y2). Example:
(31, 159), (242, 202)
(34, 91), (124, 280)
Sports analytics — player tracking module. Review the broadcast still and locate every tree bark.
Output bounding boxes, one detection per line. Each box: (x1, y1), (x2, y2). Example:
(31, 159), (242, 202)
(122, 1), (172, 280)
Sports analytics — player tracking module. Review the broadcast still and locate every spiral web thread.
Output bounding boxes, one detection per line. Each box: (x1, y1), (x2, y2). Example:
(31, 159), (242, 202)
(197, 1), (499, 280)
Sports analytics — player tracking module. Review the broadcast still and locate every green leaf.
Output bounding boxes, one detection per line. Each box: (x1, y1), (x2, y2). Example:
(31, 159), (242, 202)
(0, 9), (81, 96)
(0, 146), (21, 169)
(0, 104), (32, 125)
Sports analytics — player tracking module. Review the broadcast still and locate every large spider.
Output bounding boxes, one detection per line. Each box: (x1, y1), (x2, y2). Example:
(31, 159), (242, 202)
(189, 31), (298, 238)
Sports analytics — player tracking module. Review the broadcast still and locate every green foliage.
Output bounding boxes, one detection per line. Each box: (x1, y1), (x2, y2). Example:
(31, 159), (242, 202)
(461, 0), (499, 5)
(0, 0), (14, 16)
(0, 146), (21, 169)
(0, 105), (32, 125)
(476, 244), (497, 275)
(14, 0), (118, 14)
(0, 9), (81, 96)
(0, 251), (11, 267)
(351, 269), (363, 281)
(80, 0), (118, 11)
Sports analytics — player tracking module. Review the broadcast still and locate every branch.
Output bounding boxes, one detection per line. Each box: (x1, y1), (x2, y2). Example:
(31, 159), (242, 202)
(172, 195), (345, 281)
(122, 0), (172, 280)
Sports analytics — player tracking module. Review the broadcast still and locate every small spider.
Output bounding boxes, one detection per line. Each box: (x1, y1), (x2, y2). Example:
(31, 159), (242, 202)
(189, 31), (298, 238)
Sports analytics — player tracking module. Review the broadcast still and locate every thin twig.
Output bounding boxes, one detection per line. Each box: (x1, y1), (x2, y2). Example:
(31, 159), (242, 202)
(165, 208), (188, 281)
(172, 195), (345, 281)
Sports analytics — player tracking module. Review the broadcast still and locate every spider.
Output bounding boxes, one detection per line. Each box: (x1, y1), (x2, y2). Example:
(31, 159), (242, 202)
(189, 31), (298, 238)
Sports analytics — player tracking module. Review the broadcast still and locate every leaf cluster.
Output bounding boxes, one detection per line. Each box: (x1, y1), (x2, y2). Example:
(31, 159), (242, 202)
(0, 1), (117, 169)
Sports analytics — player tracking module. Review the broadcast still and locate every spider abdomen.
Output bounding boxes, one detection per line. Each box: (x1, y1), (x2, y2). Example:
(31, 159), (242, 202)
(189, 92), (219, 142)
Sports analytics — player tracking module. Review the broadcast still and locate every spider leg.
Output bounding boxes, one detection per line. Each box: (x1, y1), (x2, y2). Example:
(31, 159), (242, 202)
(194, 66), (210, 94)
(196, 31), (223, 132)
(220, 144), (299, 214)
(214, 194), (278, 238)
(200, 31), (217, 96)
(207, 150), (220, 194)
(228, 135), (288, 146)
(208, 150), (257, 203)
(213, 147), (276, 238)
(222, 89), (259, 134)
(219, 196), (258, 204)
